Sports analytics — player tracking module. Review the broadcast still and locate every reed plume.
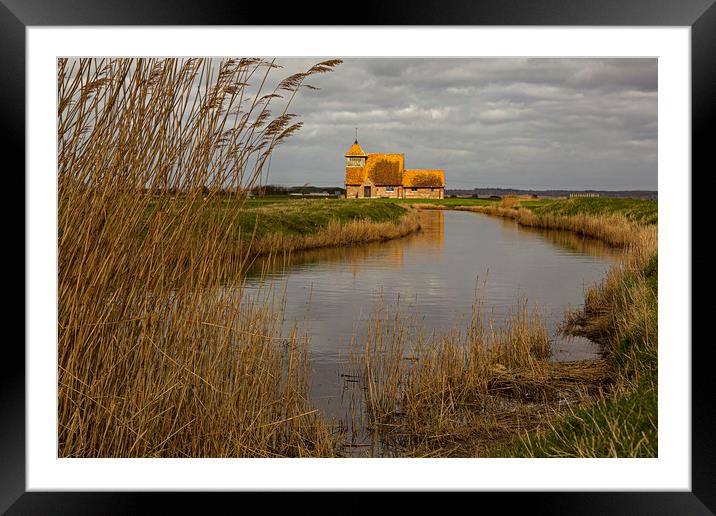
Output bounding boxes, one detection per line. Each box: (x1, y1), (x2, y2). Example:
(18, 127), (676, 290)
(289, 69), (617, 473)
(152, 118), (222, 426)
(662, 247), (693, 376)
(58, 57), (342, 457)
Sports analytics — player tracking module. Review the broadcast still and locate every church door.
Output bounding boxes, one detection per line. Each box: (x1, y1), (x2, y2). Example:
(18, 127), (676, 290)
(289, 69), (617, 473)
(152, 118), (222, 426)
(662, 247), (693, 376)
(364, 186), (371, 198)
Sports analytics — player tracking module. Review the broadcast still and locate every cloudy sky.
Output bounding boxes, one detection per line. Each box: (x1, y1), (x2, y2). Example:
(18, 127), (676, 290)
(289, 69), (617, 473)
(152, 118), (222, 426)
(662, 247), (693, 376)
(263, 58), (657, 191)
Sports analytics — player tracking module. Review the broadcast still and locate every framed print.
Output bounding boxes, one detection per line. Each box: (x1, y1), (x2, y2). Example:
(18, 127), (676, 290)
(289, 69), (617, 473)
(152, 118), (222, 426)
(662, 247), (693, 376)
(9, 0), (713, 512)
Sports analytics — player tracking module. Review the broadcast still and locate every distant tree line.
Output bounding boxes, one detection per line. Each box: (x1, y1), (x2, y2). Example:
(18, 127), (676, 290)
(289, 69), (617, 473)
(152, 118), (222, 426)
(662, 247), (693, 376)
(132, 184), (346, 198)
(446, 188), (657, 200)
(250, 184), (346, 196)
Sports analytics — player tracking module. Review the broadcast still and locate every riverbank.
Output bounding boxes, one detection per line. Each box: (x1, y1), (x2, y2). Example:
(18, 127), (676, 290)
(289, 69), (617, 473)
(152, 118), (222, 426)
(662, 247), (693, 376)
(403, 196), (655, 242)
(143, 198), (421, 259)
(377, 197), (659, 457)
(503, 213), (657, 457)
(235, 199), (421, 256)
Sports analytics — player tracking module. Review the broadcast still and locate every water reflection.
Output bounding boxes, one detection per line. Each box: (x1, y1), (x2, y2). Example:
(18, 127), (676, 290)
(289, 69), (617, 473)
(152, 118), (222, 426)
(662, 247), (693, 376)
(244, 209), (445, 279)
(513, 221), (622, 259)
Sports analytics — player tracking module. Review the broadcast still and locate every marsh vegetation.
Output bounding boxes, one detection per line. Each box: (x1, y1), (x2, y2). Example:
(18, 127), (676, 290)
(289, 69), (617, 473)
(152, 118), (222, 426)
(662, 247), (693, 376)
(58, 57), (346, 457)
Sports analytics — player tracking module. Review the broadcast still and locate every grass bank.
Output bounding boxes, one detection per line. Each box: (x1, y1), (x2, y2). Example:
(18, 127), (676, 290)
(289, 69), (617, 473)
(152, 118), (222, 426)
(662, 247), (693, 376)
(448, 197), (656, 248)
(142, 198), (420, 260)
(230, 199), (419, 256)
(530, 197), (657, 224)
(496, 226), (657, 457)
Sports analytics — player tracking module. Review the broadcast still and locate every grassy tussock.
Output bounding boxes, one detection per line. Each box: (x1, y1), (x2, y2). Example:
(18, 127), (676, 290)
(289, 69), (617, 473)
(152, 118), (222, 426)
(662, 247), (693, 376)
(58, 57), (342, 457)
(499, 196), (521, 209)
(351, 301), (611, 457)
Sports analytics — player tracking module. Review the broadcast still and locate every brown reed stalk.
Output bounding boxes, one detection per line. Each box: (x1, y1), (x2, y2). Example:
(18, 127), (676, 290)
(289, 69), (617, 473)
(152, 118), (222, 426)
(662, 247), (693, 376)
(562, 224), (657, 370)
(58, 57), (342, 457)
(350, 298), (611, 456)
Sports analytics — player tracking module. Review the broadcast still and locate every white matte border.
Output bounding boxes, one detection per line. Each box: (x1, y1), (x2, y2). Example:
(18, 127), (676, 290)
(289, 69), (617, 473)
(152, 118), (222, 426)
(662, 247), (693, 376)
(27, 27), (690, 491)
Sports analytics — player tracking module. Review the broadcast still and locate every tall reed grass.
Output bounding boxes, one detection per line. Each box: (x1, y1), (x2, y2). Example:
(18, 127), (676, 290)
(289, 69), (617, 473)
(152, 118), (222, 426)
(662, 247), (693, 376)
(58, 57), (342, 457)
(350, 300), (610, 457)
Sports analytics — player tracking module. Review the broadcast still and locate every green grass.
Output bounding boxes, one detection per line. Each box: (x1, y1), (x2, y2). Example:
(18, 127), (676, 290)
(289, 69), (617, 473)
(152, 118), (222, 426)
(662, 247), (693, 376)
(144, 197), (411, 242)
(232, 199), (409, 239)
(530, 197), (658, 224)
(498, 377), (657, 457)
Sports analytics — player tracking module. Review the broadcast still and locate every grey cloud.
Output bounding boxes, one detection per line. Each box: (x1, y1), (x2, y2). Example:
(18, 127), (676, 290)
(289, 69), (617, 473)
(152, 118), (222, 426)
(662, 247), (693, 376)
(261, 58), (657, 190)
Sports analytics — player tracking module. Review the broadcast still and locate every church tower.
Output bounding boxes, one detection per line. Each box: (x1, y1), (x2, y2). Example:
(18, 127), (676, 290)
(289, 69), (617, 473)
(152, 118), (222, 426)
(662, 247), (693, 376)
(344, 137), (367, 168)
(344, 130), (368, 198)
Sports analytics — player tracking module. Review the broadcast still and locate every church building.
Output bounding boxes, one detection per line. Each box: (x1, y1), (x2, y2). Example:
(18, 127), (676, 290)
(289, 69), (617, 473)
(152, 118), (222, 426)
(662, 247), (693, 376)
(344, 139), (445, 199)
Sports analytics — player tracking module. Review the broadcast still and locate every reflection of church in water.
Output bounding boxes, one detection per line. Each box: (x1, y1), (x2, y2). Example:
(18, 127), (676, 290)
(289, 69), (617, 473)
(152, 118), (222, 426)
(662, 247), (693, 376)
(250, 210), (445, 280)
(346, 209), (445, 277)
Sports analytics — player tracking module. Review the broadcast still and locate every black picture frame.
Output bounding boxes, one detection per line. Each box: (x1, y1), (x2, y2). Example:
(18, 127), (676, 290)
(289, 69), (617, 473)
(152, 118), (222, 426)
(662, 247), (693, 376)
(7, 0), (711, 513)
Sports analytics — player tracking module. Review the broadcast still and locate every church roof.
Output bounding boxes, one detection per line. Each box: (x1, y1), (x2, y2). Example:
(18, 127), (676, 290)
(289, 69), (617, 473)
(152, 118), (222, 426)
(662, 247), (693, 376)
(345, 153), (405, 185)
(403, 169), (445, 188)
(344, 140), (446, 188)
(345, 141), (367, 157)
(365, 154), (404, 185)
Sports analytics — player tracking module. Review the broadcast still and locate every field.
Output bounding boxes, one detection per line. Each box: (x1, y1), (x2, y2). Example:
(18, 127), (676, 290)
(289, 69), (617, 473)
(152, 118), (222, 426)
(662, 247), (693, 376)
(528, 197), (658, 224)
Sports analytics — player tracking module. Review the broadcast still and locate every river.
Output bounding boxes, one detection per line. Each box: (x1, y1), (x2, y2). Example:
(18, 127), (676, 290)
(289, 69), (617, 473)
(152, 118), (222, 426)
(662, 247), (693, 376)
(236, 209), (620, 429)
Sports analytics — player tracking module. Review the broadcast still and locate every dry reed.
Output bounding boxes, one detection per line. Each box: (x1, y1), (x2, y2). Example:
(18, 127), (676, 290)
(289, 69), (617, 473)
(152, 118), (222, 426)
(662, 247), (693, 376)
(58, 57), (342, 457)
(349, 300), (611, 457)
(499, 196), (521, 209)
(562, 224), (657, 369)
